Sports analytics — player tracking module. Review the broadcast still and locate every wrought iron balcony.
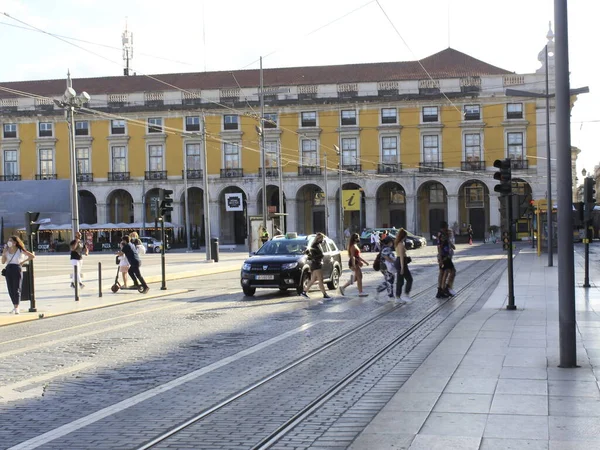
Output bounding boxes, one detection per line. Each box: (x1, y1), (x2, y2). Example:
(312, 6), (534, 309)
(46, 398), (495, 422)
(0, 175), (21, 181)
(418, 162), (444, 173)
(108, 172), (130, 181)
(342, 164), (362, 173)
(377, 163), (402, 174)
(510, 159), (529, 170)
(461, 161), (486, 171)
(182, 169), (203, 179)
(35, 174), (57, 180)
(297, 165), (321, 176)
(76, 173), (94, 182)
(145, 170), (167, 180)
(259, 167), (279, 177)
(220, 168), (244, 178)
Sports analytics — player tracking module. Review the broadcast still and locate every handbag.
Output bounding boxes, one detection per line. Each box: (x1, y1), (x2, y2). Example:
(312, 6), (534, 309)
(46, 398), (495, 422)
(2, 252), (17, 276)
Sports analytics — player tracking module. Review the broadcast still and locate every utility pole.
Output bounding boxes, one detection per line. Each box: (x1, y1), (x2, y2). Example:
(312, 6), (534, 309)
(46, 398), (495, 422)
(545, 43), (553, 267)
(324, 151), (329, 236)
(259, 57), (267, 230)
(555, 0), (577, 368)
(183, 138), (191, 251)
(202, 114), (211, 261)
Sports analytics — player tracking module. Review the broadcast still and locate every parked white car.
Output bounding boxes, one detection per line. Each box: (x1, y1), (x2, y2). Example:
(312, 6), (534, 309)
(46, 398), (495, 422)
(139, 236), (168, 253)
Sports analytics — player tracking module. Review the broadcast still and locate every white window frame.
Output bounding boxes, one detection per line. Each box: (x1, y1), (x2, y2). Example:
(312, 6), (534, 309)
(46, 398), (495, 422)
(223, 114), (239, 131)
(111, 146), (128, 173)
(506, 131), (525, 160)
(38, 122), (53, 138)
(3, 123), (17, 139)
(75, 120), (89, 136)
(463, 104), (481, 121)
(264, 113), (278, 129)
(223, 142), (241, 168)
(422, 106), (439, 123)
(381, 135), (399, 164)
(341, 137), (358, 165)
(340, 110), (357, 126)
(185, 143), (202, 170)
(300, 111), (317, 128)
(300, 139), (318, 166)
(110, 120), (127, 135)
(507, 103), (523, 119)
(38, 148), (55, 176)
(76, 147), (91, 174)
(381, 108), (397, 125)
(422, 134), (440, 163)
(463, 133), (482, 161)
(264, 141), (278, 167)
(147, 117), (163, 133)
(185, 116), (201, 132)
(3, 149), (18, 176)
(148, 144), (164, 171)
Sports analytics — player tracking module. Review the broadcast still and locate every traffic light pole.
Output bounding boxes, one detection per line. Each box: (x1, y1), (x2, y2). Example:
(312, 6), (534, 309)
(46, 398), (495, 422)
(584, 226), (590, 288)
(506, 194), (516, 310)
(160, 216), (166, 290)
(27, 231), (37, 312)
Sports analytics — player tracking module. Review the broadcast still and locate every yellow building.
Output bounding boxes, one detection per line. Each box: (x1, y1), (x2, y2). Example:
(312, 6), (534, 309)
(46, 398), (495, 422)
(0, 45), (557, 246)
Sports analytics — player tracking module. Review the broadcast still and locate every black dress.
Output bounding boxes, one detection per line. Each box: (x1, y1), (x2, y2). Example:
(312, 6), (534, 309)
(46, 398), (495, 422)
(308, 243), (324, 271)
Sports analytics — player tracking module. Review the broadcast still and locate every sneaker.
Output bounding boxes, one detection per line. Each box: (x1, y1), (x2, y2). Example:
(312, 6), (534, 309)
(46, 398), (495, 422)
(401, 295), (412, 303)
(444, 288), (454, 297)
(436, 288), (449, 299)
(339, 286), (345, 296)
(323, 294), (332, 300)
(70, 282), (75, 288)
(79, 283), (85, 290)
(394, 297), (406, 305)
(300, 291), (309, 299)
(358, 292), (369, 297)
(14, 308), (19, 315)
(448, 288), (456, 296)
(142, 287), (150, 294)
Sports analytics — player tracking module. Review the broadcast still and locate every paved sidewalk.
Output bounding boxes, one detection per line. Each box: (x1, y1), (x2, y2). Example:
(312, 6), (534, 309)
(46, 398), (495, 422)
(351, 248), (600, 449)
(0, 252), (247, 327)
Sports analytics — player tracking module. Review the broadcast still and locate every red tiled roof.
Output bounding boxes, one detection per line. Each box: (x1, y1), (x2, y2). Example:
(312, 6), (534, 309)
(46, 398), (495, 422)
(0, 48), (513, 99)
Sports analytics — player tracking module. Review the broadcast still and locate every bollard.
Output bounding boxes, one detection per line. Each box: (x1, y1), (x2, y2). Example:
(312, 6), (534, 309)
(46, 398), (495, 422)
(74, 264), (79, 302)
(211, 237), (219, 263)
(98, 262), (102, 297)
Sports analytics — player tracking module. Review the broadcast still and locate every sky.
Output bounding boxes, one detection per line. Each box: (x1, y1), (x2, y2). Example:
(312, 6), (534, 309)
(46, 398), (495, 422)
(0, 0), (597, 180)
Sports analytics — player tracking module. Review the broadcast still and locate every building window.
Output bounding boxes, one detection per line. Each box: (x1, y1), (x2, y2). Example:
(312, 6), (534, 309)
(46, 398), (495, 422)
(186, 143), (201, 170)
(507, 132), (524, 159)
(224, 142), (240, 168)
(111, 120), (126, 135)
(3, 123), (17, 139)
(148, 117), (163, 133)
(341, 110), (357, 126)
(429, 184), (445, 203)
(39, 148), (54, 175)
(301, 111), (317, 127)
(464, 105), (481, 121)
(75, 121), (89, 136)
(38, 122), (53, 137)
(466, 184), (485, 208)
(264, 113), (278, 129)
(185, 116), (200, 132)
(381, 108), (397, 124)
(422, 106), (439, 123)
(76, 147), (90, 174)
(300, 139), (317, 166)
(381, 136), (398, 163)
(423, 135), (439, 162)
(507, 103), (523, 119)
(341, 137), (358, 165)
(223, 115), (239, 130)
(464, 133), (481, 161)
(148, 145), (164, 170)
(265, 141), (278, 167)
(4, 150), (17, 176)
(111, 146), (127, 172)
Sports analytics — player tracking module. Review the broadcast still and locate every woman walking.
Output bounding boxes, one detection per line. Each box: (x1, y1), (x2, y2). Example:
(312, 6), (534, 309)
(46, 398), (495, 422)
(300, 233), (331, 300)
(339, 232), (369, 297)
(395, 228), (413, 303)
(2, 236), (35, 314)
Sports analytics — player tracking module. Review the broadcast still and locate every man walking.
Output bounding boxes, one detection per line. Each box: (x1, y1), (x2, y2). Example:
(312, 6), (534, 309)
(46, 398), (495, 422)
(69, 231), (88, 289)
(120, 235), (149, 294)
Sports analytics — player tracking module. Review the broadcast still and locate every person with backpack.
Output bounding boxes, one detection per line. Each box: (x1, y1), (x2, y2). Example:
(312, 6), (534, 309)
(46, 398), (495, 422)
(395, 228), (413, 303)
(375, 236), (398, 301)
(128, 232), (146, 290)
(339, 232), (369, 297)
(437, 221), (456, 298)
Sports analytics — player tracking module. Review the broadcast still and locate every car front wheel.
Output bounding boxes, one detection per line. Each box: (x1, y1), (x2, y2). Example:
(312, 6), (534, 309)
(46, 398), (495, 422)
(361, 244), (371, 252)
(297, 271), (310, 295)
(242, 286), (256, 296)
(154, 246), (161, 253)
(327, 266), (340, 290)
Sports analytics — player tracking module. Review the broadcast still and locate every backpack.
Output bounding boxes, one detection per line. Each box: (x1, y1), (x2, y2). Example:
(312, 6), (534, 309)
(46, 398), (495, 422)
(372, 250), (382, 271)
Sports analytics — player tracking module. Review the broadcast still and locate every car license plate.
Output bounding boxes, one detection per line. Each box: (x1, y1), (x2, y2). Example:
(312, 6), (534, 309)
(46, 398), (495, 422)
(255, 274), (274, 280)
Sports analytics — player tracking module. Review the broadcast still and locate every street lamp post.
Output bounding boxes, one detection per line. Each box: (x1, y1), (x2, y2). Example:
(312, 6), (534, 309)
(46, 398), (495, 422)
(53, 72), (90, 241)
(323, 151), (329, 236)
(334, 144), (343, 248)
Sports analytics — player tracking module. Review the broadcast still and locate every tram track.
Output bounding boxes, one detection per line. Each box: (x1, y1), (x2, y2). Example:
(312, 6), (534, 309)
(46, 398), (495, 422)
(136, 254), (506, 450)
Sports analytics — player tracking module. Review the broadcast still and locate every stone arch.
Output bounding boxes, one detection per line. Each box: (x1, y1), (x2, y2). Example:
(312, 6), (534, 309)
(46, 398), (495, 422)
(78, 190), (97, 224)
(375, 181), (407, 229)
(296, 183), (327, 235)
(458, 180), (490, 240)
(219, 185), (247, 245)
(417, 180), (448, 239)
(106, 189), (134, 223)
(338, 181), (365, 235)
(180, 187), (206, 246)
(257, 184), (287, 232)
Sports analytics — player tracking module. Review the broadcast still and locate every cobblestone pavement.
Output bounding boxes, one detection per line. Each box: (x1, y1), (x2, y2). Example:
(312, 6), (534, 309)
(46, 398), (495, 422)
(0, 243), (506, 450)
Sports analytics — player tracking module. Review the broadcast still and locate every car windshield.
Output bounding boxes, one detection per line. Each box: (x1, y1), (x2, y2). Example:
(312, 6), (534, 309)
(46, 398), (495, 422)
(255, 239), (308, 256)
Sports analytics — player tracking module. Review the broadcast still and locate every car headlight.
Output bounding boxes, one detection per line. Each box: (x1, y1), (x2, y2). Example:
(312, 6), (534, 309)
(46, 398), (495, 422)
(242, 263), (251, 271)
(282, 262), (298, 270)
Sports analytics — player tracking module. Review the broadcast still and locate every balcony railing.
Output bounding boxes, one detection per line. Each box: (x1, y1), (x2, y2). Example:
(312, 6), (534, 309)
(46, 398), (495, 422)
(35, 174), (57, 180)
(342, 164), (362, 173)
(108, 172), (130, 181)
(259, 167), (279, 177)
(419, 162), (444, 173)
(220, 168), (244, 178)
(510, 159), (529, 170)
(377, 163), (402, 174)
(145, 170), (167, 180)
(0, 175), (21, 181)
(76, 173), (94, 182)
(461, 161), (486, 171)
(298, 165), (321, 176)
(182, 169), (203, 179)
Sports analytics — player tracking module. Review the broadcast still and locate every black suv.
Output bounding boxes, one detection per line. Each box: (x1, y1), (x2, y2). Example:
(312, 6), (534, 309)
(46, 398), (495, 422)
(240, 234), (342, 296)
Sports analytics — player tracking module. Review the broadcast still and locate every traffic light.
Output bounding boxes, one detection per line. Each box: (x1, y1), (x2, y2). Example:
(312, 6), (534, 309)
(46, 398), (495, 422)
(159, 189), (173, 216)
(493, 158), (512, 196)
(25, 211), (40, 236)
(502, 231), (510, 251)
(584, 177), (596, 205)
(577, 202), (585, 224)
